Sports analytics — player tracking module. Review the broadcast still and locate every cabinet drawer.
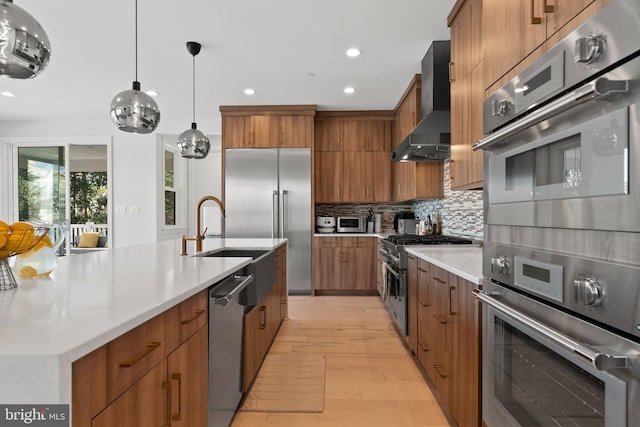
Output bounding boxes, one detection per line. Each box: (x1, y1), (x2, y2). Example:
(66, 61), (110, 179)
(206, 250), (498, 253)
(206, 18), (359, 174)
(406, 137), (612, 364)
(429, 265), (451, 295)
(103, 313), (166, 404)
(165, 290), (209, 353)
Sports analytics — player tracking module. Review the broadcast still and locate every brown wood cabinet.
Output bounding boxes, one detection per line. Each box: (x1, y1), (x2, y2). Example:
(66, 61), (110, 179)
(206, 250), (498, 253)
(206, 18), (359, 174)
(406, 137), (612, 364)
(483, 0), (608, 91)
(392, 76), (444, 201)
(72, 290), (209, 427)
(242, 246), (287, 391)
(449, 0), (484, 190)
(406, 254), (419, 354)
(313, 237), (376, 294)
(314, 114), (393, 203)
(412, 258), (481, 427)
(220, 106), (316, 148)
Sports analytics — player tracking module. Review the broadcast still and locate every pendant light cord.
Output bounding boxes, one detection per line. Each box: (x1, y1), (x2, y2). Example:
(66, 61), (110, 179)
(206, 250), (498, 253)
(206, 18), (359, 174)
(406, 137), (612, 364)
(192, 54), (196, 124)
(135, 0), (138, 82)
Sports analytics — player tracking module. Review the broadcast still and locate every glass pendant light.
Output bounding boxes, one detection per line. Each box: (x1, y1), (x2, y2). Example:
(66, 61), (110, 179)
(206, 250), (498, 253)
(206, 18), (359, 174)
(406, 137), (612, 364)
(177, 41), (210, 159)
(109, 0), (160, 134)
(0, 0), (51, 79)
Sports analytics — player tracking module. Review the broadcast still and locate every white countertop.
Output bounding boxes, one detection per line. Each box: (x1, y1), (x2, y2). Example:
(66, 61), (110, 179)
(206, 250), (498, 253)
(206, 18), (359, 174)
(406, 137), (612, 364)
(406, 246), (483, 285)
(0, 237), (286, 405)
(314, 232), (391, 238)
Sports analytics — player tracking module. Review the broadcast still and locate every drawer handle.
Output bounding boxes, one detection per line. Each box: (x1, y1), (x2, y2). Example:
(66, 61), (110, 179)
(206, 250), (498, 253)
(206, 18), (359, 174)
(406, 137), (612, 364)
(433, 364), (447, 378)
(259, 306), (267, 329)
(433, 314), (447, 325)
(418, 298), (429, 307)
(449, 61), (455, 83)
(531, 0), (542, 24)
(162, 380), (172, 427)
(432, 277), (446, 284)
(171, 373), (182, 421)
(449, 286), (456, 315)
(119, 341), (161, 368)
(417, 268), (428, 273)
(418, 341), (428, 352)
(543, 0), (554, 13)
(181, 309), (205, 325)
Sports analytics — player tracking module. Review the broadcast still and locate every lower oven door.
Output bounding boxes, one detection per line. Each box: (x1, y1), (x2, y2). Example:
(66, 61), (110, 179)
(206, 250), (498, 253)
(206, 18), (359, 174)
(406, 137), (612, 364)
(481, 296), (628, 427)
(385, 264), (407, 336)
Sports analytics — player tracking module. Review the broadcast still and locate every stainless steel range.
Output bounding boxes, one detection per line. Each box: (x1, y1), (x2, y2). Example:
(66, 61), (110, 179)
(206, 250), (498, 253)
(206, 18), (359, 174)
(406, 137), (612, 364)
(473, 1), (640, 425)
(379, 234), (473, 336)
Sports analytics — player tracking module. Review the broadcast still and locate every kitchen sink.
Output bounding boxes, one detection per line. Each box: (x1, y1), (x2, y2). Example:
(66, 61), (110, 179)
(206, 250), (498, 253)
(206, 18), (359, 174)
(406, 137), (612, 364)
(197, 248), (276, 306)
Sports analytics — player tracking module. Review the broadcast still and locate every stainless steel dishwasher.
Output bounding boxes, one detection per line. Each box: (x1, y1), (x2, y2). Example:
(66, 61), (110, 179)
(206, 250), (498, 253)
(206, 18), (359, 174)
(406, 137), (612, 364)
(208, 271), (254, 427)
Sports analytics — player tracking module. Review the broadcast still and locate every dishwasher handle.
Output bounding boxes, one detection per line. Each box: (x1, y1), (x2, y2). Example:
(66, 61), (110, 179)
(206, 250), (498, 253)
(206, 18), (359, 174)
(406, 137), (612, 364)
(211, 274), (254, 306)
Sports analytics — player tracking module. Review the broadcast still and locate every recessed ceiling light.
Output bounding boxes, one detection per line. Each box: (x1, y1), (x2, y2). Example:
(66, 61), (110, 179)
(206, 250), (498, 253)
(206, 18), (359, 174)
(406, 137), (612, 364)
(346, 48), (361, 57)
(1, 91), (15, 97)
(145, 90), (159, 96)
(244, 88), (256, 95)
(344, 87), (356, 94)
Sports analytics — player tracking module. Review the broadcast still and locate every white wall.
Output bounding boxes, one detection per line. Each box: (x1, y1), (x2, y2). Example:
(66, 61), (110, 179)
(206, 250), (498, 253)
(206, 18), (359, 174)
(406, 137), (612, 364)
(0, 116), (223, 248)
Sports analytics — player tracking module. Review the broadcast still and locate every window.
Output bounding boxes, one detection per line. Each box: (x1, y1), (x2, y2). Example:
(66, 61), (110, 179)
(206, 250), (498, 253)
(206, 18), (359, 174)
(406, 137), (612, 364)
(161, 137), (187, 233)
(164, 149), (176, 226)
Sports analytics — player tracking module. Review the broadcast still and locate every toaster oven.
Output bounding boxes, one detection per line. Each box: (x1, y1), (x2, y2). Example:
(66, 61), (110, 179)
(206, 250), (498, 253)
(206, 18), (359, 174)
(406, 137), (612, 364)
(336, 216), (366, 233)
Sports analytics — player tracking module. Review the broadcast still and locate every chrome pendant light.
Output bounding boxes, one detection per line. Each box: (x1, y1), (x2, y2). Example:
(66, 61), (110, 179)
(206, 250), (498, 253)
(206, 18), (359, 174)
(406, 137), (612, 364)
(109, 0), (160, 134)
(0, 0), (51, 79)
(177, 41), (210, 159)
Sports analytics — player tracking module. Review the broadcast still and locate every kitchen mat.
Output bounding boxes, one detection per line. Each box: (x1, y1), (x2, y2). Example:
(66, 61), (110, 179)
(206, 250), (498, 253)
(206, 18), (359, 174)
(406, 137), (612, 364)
(239, 353), (326, 413)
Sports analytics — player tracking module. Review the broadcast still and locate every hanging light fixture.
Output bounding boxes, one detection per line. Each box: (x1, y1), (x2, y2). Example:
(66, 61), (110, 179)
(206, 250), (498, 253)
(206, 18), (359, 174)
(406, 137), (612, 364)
(177, 41), (210, 159)
(0, 0), (51, 79)
(109, 0), (160, 134)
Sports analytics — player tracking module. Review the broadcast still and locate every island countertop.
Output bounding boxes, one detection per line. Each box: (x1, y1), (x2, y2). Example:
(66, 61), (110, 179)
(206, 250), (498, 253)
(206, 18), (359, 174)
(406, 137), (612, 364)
(405, 246), (483, 285)
(0, 238), (286, 405)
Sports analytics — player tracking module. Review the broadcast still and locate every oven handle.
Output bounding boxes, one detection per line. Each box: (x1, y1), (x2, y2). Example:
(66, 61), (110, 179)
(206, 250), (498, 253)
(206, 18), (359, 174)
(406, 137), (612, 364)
(385, 264), (403, 279)
(472, 76), (629, 152)
(472, 289), (628, 371)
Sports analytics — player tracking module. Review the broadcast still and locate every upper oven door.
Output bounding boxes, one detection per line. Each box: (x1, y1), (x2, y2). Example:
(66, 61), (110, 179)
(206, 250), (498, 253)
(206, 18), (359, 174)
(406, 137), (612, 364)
(480, 54), (640, 231)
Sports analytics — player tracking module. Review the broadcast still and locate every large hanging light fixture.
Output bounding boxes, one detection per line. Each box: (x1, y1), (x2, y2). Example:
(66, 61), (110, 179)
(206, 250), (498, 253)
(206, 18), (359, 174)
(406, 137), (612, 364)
(0, 0), (51, 79)
(109, 0), (160, 134)
(177, 41), (210, 159)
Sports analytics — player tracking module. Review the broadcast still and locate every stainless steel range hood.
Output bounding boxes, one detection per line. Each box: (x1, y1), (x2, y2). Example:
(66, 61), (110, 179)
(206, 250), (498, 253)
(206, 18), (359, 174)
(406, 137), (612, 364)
(392, 40), (451, 162)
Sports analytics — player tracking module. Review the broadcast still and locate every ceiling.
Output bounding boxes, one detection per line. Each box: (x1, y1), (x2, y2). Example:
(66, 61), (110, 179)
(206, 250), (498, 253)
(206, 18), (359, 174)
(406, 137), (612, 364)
(0, 0), (456, 134)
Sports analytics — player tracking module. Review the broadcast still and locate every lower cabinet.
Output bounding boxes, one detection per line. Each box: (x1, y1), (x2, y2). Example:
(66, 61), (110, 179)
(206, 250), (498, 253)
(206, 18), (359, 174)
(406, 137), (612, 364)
(72, 290), (209, 427)
(412, 259), (481, 427)
(313, 237), (376, 294)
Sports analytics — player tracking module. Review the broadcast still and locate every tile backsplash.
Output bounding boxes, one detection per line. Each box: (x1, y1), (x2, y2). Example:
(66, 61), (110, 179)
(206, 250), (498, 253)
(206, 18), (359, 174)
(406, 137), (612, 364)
(316, 161), (484, 239)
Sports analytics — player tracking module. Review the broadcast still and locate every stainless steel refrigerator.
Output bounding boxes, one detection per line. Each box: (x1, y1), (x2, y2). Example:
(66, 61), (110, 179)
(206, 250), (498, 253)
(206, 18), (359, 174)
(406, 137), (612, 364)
(224, 148), (312, 295)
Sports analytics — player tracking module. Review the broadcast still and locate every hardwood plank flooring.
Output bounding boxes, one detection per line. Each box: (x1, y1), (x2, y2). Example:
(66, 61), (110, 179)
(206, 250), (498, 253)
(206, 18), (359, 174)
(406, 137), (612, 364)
(232, 296), (452, 427)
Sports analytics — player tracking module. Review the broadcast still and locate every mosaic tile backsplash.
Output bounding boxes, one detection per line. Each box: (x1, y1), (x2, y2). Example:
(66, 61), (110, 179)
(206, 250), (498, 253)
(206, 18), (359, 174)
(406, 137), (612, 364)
(316, 161), (484, 240)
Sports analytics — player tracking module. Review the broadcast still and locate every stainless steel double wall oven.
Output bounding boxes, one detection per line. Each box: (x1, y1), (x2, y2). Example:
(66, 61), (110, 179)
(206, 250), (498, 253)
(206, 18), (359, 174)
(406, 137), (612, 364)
(474, 1), (640, 426)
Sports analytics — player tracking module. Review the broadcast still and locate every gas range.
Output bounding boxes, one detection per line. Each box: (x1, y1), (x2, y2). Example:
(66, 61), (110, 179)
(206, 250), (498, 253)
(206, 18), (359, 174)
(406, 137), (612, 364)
(382, 234), (473, 269)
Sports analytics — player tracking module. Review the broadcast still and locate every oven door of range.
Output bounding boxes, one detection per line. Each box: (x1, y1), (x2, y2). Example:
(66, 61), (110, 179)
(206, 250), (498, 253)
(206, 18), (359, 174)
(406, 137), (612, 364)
(475, 286), (631, 427)
(479, 53), (640, 232)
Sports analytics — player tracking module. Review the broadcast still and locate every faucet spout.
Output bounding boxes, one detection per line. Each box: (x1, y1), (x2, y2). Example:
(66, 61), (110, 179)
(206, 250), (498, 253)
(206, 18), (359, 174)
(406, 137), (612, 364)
(195, 196), (226, 251)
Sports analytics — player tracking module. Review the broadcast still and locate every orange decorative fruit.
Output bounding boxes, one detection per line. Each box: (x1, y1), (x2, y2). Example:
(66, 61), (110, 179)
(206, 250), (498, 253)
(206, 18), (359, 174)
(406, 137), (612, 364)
(18, 266), (38, 278)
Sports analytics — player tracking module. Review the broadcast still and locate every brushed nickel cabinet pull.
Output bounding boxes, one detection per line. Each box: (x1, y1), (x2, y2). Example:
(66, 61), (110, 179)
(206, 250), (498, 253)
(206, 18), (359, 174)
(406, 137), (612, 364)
(531, 0), (542, 24)
(162, 380), (172, 427)
(433, 364), (447, 378)
(543, 0), (554, 13)
(119, 341), (161, 368)
(433, 314), (447, 324)
(171, 373), (182, 421)
(181, 309), (205, 325)
(449, 61), (455, 82)
(433, 277), (446, 285)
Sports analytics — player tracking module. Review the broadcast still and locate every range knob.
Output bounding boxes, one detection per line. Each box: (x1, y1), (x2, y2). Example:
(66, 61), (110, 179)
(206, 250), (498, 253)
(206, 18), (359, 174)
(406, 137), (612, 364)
(491, 256), (510, 275)
(574, 277), (605, 306)
(575, 34), (606, 64)
(492, 98), (510, 117)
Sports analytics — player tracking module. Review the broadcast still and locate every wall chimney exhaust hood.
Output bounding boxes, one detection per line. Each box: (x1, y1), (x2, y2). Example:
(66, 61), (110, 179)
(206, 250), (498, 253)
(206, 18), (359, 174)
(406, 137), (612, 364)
(391, 40), (451, 162)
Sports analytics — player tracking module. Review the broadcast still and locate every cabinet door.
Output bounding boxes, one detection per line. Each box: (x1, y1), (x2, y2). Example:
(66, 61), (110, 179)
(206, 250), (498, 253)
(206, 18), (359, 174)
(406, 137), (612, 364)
(341, 246), (374, 291)
(450, 0), (472, 88)
(250, 115), (278, 147)
(314, 152), (342, 203)
(395, 83), (420, 143)
(243, 303), (268, 391)
(313, 240), (342, 290)
(340, 120), (361, 151)
(450, 73), (471, 189)
(276, 245), (288, 320)
(370, 151), (392, 202)
(483, 0), (547, 89)
(315, 120), (342, 151)
(546, 0), (598, 35)
(222, 115), (251, 148)
(407, 255), (418, 354)
(451, 276), (481, 427)
(359, 120), (391, 151)
(167, 326), (208, 427)
(92, 360), (168, 427)
(280, 115), (312, 147)
(341, 151), (368, 202)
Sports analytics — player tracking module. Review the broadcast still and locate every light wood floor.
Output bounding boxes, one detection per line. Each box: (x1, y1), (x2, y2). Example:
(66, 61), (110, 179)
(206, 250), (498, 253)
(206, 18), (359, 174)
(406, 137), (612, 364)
(231, 296), (452, 427)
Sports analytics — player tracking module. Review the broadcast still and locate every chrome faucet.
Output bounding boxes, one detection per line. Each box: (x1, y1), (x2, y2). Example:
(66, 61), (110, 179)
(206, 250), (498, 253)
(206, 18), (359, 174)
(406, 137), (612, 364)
(181, 195), (226, 256)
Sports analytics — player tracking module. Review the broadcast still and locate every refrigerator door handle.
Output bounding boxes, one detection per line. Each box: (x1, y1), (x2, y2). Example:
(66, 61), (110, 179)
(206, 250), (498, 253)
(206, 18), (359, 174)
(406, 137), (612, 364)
(281, 189), (288, 238)
(272, 190), (279, 238)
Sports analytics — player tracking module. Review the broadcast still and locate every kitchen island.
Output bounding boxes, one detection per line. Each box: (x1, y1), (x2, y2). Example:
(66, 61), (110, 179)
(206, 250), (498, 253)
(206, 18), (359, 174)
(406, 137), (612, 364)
(0, 238), (287, 409)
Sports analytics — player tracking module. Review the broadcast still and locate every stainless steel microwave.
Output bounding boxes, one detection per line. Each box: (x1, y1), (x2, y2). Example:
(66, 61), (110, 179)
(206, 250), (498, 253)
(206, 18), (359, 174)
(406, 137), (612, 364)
(336, 216), (366, 233)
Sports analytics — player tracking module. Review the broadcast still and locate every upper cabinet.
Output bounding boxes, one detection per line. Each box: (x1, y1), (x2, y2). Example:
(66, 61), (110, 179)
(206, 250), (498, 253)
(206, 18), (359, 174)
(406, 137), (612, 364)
(314, 113), (393, 203)
(448, 0), (484, 190)
(483, 0), (609, 92)
(220, 106), (316, 149)
(392, 76), (444, 201)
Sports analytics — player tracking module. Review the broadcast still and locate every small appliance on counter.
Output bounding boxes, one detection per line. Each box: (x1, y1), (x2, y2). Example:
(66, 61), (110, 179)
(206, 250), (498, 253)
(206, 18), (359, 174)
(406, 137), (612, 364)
(336, 216), (366, 233)
(316, 215), (336, 233)
(393, 211), (415, 233)
(397, 219), (419, 235)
